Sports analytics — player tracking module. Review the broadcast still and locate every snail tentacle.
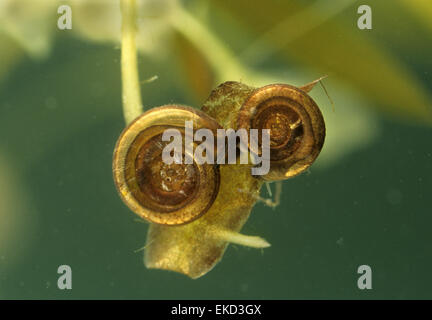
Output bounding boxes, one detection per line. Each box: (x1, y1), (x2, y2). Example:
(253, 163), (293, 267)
(212, 229), (271, 249)
(299, 75), (328, 93)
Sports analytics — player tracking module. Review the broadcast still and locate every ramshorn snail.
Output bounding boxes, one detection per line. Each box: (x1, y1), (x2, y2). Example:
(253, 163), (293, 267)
(203, 81), (325, 181)
(113, 105), (221, 226)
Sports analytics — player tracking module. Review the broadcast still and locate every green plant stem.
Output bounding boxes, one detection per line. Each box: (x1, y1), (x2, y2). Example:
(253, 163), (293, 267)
(120, 0), (143, 124)
(171, 6), (252, 83)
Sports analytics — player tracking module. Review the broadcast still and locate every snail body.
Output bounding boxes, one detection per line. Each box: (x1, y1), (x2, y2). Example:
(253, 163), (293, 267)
(145, 161), (261, 278)
(113, 80), (326, 278)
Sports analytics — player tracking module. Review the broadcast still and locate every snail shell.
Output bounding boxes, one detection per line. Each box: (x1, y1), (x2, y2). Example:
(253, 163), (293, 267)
(203, 81), (325, 181)
(113, 105), (221, 225)
(237, 84), (325, 181)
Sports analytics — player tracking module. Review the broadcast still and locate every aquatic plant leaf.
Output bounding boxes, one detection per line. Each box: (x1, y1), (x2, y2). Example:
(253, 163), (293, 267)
(0, 34), (24, 83)
(0, 0), (57, 58)
(210, 0), (432, 124)
(399, 0), (432, 31)
(172, 33), (214, 101)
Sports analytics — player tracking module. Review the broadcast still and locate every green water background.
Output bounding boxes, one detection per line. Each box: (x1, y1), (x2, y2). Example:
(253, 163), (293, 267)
(0, 0), (431, 299)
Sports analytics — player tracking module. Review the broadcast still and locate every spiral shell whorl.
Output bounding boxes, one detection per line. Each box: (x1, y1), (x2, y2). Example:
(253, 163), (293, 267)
(113, 105), (221, 225)
(237, 84), (325, 181)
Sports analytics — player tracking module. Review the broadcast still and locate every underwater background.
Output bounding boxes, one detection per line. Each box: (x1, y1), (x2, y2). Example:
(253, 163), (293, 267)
(0, 0), (431, 299)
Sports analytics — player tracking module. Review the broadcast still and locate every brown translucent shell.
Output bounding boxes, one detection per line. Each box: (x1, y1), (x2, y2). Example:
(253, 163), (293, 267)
(113, 105), (221, 225)
(237, 84), (325, 181)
